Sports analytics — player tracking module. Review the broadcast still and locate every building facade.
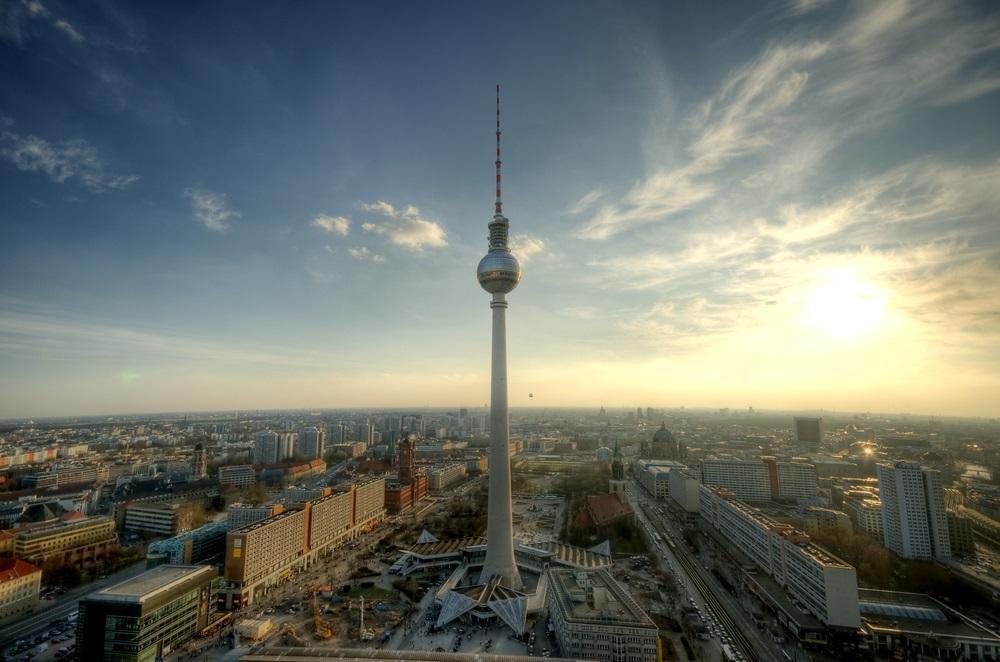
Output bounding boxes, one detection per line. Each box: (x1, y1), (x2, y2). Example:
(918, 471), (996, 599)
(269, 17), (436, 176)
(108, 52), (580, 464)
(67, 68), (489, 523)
(547, 568), (659, 662)
(0, 559), (41, 621)
(13, 516), (118, 568)
(77, 565), (219, 662)
(699, 485), (861, 629)
(218, 465), (256, 488)
(876, 462), (951, 561)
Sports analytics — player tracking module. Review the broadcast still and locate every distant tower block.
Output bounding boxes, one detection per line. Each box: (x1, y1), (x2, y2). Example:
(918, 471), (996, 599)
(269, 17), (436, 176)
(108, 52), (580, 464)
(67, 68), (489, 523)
(191, 442), (208, 479)
(476, 85), (522, 591)
(794, 417), (823, 446)
(609, 441), (626, 501)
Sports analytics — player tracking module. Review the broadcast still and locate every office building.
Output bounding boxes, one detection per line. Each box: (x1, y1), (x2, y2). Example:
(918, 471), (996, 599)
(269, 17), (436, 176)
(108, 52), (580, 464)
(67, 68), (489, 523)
(635, 459), (685, 498)
(794, 417), (824, 446)
(123, 502), (184, 537)
(147, 522), (228, 565)
(13, 515), (118, 569)
(700, 485), (861, 629)
(669, 468), (701, 516)
(0, 559), (41, 620)
(427, 463), (467, 491)
(546, 568), (659, 662)
(22, 464), (109, 488)
(77, 565), (219, 662)
(218, 465), (256, 488)
(876, 462), (951, 560)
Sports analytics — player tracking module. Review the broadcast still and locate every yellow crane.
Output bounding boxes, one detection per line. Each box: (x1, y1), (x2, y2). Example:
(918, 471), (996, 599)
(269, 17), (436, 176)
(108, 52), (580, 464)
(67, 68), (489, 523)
(313, 594), (334, 640)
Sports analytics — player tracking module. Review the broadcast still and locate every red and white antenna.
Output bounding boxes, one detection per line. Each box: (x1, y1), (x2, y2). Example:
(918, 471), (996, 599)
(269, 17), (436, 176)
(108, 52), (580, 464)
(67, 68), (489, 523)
(495, 84), (503, 217)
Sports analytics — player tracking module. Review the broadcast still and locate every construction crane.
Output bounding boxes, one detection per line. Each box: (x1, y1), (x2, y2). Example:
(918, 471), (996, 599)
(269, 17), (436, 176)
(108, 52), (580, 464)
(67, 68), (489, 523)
(313, 593), (333, 640)
(359, 595), (375, 642)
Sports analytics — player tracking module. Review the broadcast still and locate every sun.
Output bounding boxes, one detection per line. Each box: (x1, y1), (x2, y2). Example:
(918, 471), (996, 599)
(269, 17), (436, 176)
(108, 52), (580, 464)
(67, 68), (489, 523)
(805, 270), (886, 339)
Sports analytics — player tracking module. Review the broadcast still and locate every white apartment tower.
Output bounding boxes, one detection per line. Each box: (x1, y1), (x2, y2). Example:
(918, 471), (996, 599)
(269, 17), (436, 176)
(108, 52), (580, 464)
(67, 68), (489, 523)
(876, 461), (951, 561)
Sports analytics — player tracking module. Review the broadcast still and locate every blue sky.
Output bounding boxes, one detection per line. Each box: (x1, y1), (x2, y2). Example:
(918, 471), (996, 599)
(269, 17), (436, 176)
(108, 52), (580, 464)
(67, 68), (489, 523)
(1, 0), (999, 418)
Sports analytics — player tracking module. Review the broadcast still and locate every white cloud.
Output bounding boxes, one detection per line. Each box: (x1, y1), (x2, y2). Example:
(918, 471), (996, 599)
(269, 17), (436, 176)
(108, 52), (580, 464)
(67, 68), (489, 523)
(348, 246), (385, 263)
(576, 1), (1000, 241)
(360, 200), (447, 250)
(566, 189), (605, 215)
(0, 128), (138, 191)
(509, 234), (546, 263)
(184, 188), (239, 232)
(313, 214), (350, 236)
(52, 18), (83, 42)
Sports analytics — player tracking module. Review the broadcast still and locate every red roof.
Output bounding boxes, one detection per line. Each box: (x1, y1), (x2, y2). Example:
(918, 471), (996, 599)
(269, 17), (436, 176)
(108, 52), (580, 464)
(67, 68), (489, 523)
(0, 558), (41, 582)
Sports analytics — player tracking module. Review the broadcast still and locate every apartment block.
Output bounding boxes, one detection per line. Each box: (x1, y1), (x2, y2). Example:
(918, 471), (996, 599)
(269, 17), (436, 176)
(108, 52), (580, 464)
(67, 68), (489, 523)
(700, 485), (860, 629)
(304, 490), (354, 551)
(351, 476), (386, 530)
(227, 503), (284, 531)
(876, 462), (951, 561)
(701, 458), (817, 502)
(224, 509), (309, 609)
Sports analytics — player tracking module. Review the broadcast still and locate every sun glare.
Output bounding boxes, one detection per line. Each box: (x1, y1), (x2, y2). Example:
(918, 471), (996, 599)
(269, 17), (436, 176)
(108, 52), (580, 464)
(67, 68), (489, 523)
(805, 270), (886, 339)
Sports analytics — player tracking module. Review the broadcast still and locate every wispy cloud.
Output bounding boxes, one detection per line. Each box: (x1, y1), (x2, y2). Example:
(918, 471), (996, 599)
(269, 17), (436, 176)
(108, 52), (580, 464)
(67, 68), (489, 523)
(0, 127), (138, 191)
(348, 246), (385, 263)
(565, 189), (605, 215)
(52, 18), (82, 41)
(313, 214), (350, 236)
(184, 188), (239, 232)
(509, 234), (546, 263)
(360, 200), (447, 250)
(1, 0), (85, 45)
(576, 1), (1000, 241)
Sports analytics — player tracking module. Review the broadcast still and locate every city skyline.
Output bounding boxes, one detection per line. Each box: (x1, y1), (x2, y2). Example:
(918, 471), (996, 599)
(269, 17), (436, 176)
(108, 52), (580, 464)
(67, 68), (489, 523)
(3, 1), (1000, 418)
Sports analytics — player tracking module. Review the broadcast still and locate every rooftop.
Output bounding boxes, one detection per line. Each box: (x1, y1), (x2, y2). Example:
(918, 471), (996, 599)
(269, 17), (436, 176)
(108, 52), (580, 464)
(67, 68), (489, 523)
(547, 567), (655, 629)
(0, 558), (41, 581)
(86, 564), (214, 604)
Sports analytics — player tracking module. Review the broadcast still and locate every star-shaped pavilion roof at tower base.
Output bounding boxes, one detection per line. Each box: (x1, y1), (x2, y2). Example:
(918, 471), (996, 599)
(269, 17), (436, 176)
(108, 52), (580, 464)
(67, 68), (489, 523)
(435, 573), (528, 635)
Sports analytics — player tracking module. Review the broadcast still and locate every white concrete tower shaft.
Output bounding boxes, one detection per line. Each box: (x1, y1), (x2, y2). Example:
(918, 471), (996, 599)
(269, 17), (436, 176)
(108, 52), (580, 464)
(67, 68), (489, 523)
(476, 85), (522, 590)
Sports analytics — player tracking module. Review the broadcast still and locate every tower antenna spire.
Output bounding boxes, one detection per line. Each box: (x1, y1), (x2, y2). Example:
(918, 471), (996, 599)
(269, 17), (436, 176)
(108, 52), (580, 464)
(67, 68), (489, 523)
(495, 83), (502, 216)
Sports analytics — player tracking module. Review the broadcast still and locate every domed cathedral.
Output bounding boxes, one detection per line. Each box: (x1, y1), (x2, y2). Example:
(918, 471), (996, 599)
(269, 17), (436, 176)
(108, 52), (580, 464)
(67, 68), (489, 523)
(651, 422), (686, 461)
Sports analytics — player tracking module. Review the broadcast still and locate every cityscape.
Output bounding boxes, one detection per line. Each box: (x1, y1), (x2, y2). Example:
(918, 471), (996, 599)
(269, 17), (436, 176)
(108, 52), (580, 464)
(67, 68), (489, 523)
(2, 2), (1000, 662)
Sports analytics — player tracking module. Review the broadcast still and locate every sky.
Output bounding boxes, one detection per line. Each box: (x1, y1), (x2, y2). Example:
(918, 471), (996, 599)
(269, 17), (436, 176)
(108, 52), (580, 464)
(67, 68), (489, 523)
(1, 0), (999, 419)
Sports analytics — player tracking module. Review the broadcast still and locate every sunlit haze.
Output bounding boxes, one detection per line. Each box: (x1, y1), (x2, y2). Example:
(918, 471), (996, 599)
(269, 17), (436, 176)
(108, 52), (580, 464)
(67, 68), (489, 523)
(2, 1), (1000, 418)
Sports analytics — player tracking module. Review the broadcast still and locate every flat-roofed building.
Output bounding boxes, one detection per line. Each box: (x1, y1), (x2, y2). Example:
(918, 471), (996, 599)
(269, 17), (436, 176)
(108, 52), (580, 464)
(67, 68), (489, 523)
(700, 485), (860, 629)
(0, 559), (41, 620)
(123, 502), (182, 537)
(351, 477), (386, 530)
(223, 509), (309, 609)
(877, 462), (951, 561)
(13, 515), (117, 569)
(702, 458), (817, 502)
(427, 463), (467, 491)
(635, 459), (685, 499)
(77, 564), (219, 662)
(547, 567), (659, 662)
(304, 491), (354, 551)
(669, 468), (701, 514)
(147, 522), (228, 565)
(227, 503), (284, 531)
(845, 495), (883, 542)
(218, 465), (256, 488)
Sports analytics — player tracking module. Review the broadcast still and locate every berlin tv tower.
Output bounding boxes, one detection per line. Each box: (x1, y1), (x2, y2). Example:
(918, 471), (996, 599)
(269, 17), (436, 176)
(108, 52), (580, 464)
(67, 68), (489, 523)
(476, 85), (523, 590)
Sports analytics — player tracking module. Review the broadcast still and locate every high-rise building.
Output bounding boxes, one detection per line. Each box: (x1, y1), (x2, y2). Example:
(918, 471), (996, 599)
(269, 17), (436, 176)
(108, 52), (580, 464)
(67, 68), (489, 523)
(77, 565), (219, 662)
(254, 431), (278, 465)
(701, 458), (817, 502)
(475, 85), (522, 590)
(794, 417), (824, 446)
(297, 427), (325, 460)
(190, 443), (208, 478)
(876, 462), (951, 560)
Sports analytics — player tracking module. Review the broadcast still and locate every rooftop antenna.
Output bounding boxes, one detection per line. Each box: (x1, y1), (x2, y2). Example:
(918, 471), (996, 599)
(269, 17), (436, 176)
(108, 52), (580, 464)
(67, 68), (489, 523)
(495, 84), (502, 217)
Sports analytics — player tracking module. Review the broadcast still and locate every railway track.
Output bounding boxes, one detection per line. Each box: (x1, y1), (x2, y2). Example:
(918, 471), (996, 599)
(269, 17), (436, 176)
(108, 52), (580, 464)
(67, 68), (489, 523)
(642, 504), (770, 662)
